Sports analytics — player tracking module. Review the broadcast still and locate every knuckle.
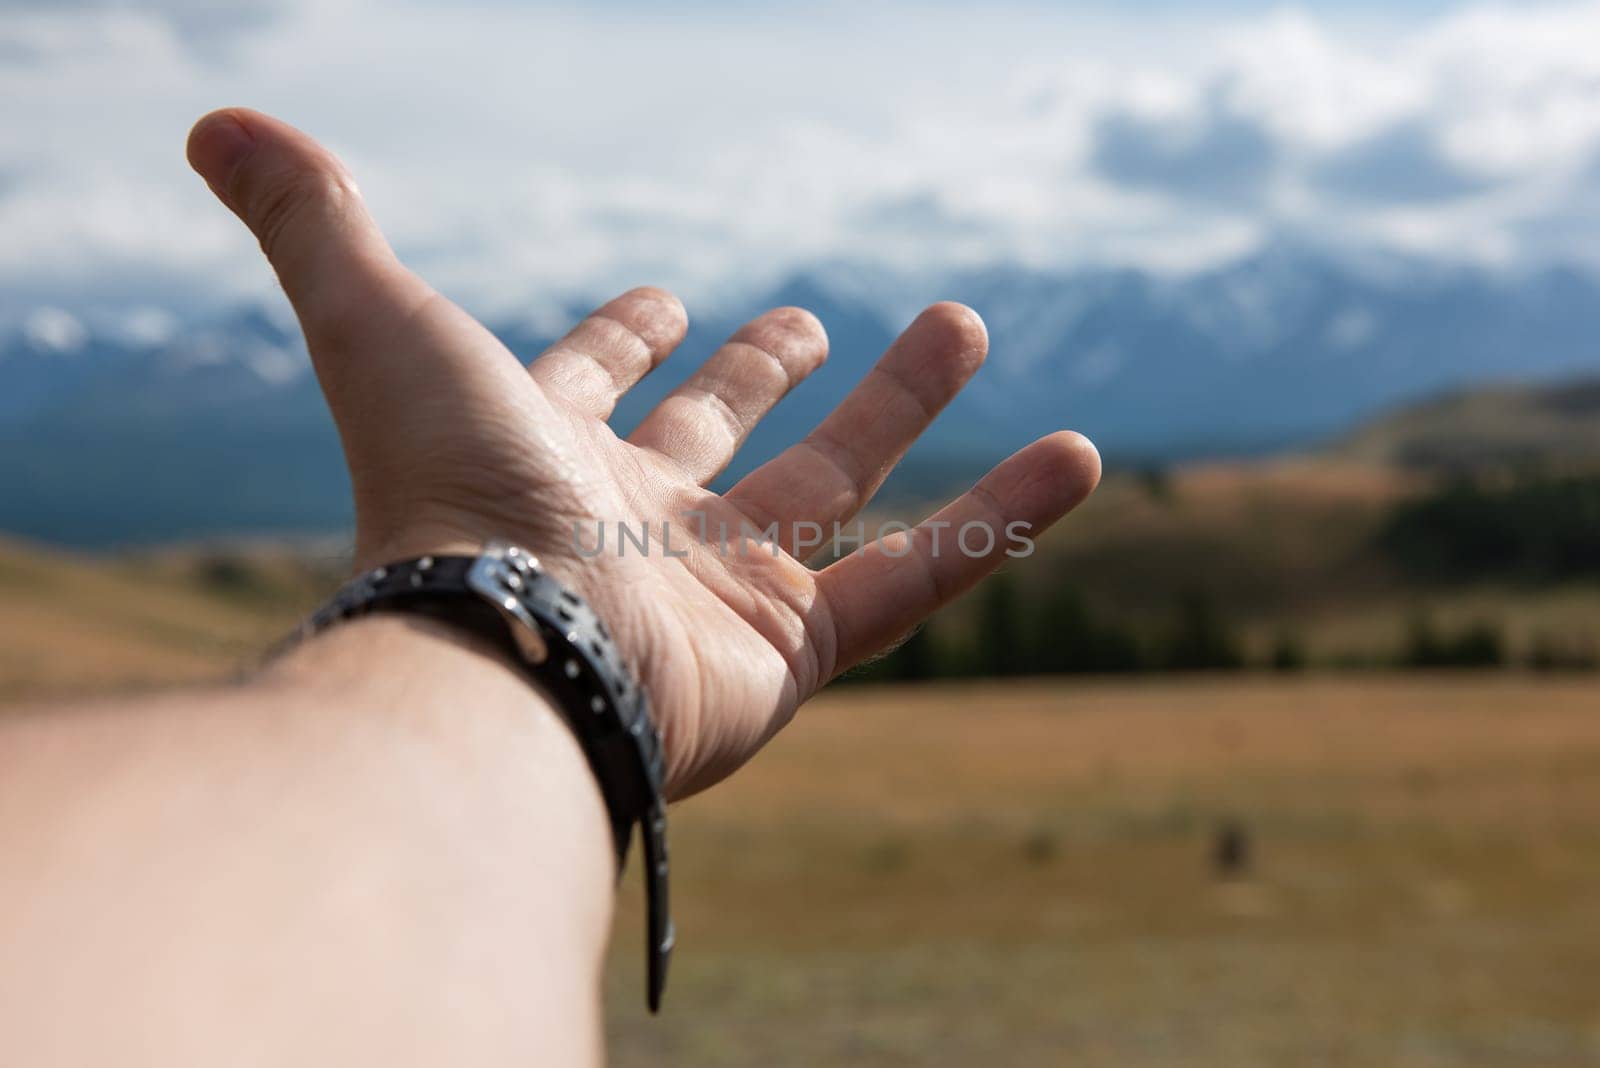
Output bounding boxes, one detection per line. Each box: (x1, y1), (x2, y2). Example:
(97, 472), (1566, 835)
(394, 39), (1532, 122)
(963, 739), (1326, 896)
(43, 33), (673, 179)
(250, 169), (351, 265)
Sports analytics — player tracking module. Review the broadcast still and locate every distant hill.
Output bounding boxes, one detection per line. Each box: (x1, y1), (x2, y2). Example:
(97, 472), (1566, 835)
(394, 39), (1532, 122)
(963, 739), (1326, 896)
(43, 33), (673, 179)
(0, 536), (339, 699)
(1334, 377), (1600, 474)
(3, 247), (1600, 546)
(6, 452), (1598, 701)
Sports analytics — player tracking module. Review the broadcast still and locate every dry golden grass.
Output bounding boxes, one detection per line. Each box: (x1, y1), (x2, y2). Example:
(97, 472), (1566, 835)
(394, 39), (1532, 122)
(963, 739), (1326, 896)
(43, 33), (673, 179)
(608, 677), (1600, 1067)
(0, 536), (332, 699)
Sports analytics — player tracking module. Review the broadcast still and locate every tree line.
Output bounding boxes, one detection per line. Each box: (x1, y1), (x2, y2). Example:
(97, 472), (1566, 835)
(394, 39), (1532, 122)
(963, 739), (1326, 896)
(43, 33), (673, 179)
(848, 472), (1600, 683)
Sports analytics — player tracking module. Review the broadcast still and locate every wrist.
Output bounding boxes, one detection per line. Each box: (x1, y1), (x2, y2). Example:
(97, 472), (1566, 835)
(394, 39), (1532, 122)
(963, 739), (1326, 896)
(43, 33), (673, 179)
(350, 520), (619, 629)
(262, 612), (617, 917)
(275, 541), (674, 1010)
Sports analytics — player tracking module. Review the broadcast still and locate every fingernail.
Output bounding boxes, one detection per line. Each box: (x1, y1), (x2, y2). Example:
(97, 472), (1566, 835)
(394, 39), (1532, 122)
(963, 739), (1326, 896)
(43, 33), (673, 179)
(187, 112), (257, 195)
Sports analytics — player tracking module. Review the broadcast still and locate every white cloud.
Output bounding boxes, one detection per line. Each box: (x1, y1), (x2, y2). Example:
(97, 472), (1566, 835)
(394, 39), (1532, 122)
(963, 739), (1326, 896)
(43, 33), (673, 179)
(3, 0), (1600, 317)
(21, 305), (87, 353)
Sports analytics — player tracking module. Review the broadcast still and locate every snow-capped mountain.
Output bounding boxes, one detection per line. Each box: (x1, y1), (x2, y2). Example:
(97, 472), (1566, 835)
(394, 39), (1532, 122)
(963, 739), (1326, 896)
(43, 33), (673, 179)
(3, 248), (1599, 546)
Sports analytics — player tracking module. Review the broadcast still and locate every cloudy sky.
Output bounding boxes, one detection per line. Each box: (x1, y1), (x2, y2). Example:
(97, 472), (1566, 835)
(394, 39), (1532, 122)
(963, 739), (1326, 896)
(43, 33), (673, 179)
(5, 0), (1600, 319)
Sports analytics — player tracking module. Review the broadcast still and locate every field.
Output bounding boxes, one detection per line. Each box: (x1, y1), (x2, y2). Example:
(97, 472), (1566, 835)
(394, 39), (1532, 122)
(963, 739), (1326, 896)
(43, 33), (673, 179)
(2, 480), (1598, 1066)
(0, 536), (338, 698)
(605, 677), (1600, 1067)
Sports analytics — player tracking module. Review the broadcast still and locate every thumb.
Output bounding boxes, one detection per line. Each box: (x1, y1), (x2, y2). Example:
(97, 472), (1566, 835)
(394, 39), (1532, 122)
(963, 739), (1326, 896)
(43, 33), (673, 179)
(186, 107), (431, 349)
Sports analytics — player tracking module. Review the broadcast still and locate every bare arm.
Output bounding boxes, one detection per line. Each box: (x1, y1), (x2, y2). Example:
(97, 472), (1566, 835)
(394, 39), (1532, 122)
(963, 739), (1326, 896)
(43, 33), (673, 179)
(0, 616), (615, 1065)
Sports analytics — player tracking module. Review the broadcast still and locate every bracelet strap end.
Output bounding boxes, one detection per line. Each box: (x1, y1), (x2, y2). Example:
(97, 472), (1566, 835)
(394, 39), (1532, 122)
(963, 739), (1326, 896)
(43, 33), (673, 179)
(642, 798), (673, 1013)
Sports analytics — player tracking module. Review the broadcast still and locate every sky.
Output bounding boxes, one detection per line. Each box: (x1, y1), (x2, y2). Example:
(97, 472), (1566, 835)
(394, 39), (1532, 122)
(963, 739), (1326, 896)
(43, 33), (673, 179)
(4, 0), (1600, 321)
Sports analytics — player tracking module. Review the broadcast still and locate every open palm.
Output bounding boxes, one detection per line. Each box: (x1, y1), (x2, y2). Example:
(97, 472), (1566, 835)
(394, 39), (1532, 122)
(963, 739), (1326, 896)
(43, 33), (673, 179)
(188, 108), (1100, 797)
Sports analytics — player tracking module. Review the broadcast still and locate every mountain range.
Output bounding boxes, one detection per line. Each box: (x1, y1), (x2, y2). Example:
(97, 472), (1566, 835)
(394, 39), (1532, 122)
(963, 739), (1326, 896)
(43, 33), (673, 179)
(3, 246), (1599, 547)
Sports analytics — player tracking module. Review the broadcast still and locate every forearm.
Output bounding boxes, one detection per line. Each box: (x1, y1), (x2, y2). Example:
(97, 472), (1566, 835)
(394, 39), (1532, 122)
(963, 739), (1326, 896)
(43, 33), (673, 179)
(0, 616), (614, 1066)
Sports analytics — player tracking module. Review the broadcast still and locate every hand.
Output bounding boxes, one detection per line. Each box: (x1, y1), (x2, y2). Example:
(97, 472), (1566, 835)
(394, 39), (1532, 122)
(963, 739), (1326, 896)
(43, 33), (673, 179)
(187, 108), (1101, 797)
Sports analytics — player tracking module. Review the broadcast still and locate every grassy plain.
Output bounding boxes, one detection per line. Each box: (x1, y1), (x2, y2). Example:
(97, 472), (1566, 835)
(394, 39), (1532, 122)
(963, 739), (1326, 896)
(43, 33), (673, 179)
(607, 678), (1600, 1067)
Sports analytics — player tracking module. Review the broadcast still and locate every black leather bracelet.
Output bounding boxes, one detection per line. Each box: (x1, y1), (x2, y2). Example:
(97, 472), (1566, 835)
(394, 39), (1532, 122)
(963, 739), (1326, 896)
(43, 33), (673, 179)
(287, 540), (673, 1011)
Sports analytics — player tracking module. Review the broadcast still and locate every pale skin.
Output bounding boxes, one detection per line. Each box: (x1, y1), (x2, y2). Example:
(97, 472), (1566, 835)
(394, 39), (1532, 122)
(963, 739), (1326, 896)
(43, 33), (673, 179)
(0, 108), (1101, 1065)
